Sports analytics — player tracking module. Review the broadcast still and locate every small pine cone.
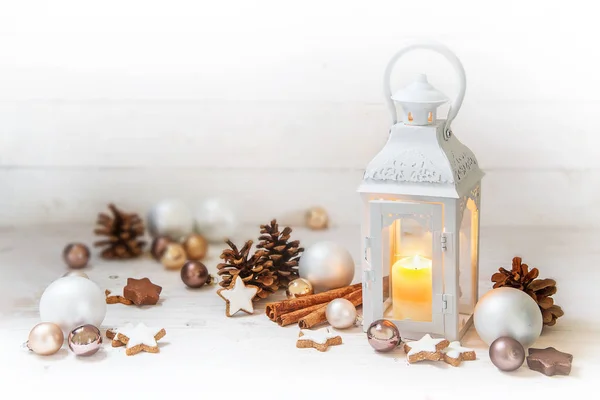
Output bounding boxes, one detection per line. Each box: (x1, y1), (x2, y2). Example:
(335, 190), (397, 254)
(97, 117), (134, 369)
(256, 219), (304, 287)
(491, 257), (563, 326)
(93, 204), (146, 259)
(216, 240), (279, 301)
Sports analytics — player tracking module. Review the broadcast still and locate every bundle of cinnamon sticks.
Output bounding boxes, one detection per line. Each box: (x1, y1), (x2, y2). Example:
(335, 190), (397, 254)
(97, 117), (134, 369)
(265, 283), (363, 329)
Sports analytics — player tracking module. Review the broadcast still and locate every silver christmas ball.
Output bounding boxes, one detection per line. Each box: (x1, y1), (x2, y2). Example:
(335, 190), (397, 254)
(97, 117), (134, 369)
(474, 287), (543, 348)
(194, 198), (237, 243)
(68, 324), (102, 356)
(326, 298), (357, 329)
(147, 199), (194, 240)
(298, 241), (355, 292)
(489, 336), (525, 371)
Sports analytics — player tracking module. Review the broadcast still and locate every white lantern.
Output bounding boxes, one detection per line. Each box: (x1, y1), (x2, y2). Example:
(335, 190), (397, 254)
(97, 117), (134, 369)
(359, 42), (483, 341)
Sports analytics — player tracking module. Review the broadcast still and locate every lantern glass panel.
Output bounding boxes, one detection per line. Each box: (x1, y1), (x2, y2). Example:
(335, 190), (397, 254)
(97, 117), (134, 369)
(382, 214), (433, 323)
(458, 198), (478, 320)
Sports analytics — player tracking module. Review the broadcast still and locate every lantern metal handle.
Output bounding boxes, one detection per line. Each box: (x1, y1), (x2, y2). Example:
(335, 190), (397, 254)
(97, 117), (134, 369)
(384, 41), (466, 138)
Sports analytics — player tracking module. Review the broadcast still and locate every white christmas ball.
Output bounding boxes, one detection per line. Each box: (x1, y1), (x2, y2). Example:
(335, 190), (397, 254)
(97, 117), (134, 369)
(39, 276), (106, 336)
(299, 241), (355, 292)
(194, 198), (237, 243)
(147, 199), (194, 240)
(474, 287), (543, 348)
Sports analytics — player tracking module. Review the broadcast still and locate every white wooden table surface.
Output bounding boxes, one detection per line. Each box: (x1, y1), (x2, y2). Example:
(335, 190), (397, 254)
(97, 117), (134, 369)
(0, 224), (597, 399)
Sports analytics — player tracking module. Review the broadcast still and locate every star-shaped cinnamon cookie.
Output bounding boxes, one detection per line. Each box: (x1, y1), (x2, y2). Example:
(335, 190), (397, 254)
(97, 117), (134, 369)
(123, 277), (162, 305)
(296, 327), (342, 352)
(116, 323), (167, 356)
(442, 341), (476, 366)
(526, 347), (573, 376)
(217, 275), (258, 317)
(403, 334), (450, 363)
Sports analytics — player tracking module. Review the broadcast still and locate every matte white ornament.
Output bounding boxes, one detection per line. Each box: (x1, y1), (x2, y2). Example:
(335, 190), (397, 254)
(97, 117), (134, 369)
(147, 199), (194, 240)
(298, 241), (355, 293)
(194, 198), (237, 243)
(474, 287), (543, 348)
(39, 276), (106, 336)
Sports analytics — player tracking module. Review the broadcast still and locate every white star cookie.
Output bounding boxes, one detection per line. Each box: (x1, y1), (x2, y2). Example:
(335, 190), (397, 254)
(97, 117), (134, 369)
(106, 323), (134, 347)
(403, 334), (449, 363)
(217, 275), (258, 317)
(296, 327), (342, 352)
(442, 341), (476, 366)
(116, 323), (167, 356)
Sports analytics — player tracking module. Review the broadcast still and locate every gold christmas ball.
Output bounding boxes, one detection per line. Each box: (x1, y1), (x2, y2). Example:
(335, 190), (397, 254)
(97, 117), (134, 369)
(286, 278), (314, 299)
(182, 234), (208, 260)
(305, 207), (329, 230)
(161, 243), (187, 270)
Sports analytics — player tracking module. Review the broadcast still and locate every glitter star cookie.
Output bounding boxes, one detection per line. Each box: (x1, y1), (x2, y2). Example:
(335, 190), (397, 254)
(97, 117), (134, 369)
(296, 327), (342, 352)
(527, 347), (573, 376)
(442, 341), (476, 366)
(217, 275), (258, 317)
(403, 334), (450, 363)
(116, 323), (167, 356)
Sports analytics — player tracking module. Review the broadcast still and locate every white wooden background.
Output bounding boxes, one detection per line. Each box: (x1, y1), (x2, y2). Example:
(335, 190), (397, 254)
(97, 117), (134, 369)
(1, 0), (599, 228)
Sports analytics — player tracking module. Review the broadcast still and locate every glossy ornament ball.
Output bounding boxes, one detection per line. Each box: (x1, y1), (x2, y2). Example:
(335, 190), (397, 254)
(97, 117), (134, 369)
(182, 233), (208, 260)
(147, 199), (194, 240)
(326, 298), (357, 329)
(474, 287), (543, 348)
(150, 235), (173, 260)
(62, 243), (90, 269)
(286, 278), (314, 299)
(367, 319), (401, 352)
(161, 243), (187, 270)
(489, 336), (525, 371)
(298, 241), (355, 292)
(305, 207), (329, 230)
(181, 260), (210, 288)
(39, 276), (107, 336)
(194, 198), (237, 243)
(68, 325), (102, 356)
(62, 270), (89, 279)
(27, 322), (64, 356)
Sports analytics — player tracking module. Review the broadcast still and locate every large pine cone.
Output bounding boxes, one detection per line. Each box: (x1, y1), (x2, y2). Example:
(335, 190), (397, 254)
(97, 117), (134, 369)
(491, 257), (564, 326)
(216, 239), (279, 300)
(93, 204), (146, 259)
(256, 219), (303, 287)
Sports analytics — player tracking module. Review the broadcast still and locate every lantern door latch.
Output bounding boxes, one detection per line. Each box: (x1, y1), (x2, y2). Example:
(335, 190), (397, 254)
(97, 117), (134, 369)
(442, 294), (454, 314)
(440, 232), (452, 252)
(440, 232), (451, 252)
(364, 236), (372, 260)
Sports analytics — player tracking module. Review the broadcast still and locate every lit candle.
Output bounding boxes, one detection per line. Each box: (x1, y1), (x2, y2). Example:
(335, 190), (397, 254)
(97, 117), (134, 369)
(391, 255), (432, 322)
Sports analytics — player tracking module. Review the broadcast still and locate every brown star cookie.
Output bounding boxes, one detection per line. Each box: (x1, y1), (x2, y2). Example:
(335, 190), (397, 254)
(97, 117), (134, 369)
(526, 347), (573, 376)
(123, 277), (162, 305)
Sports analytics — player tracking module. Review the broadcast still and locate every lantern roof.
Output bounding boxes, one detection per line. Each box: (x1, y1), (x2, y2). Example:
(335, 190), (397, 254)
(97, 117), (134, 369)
(391, 74), (449, 106)
(358, 122), (484, 198)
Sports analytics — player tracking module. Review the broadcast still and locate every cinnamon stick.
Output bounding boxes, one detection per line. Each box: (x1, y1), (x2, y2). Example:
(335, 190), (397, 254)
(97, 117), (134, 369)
(298, 288), (363, 329)
(265, 283), (361, 321)
(275, 303), (325, 326)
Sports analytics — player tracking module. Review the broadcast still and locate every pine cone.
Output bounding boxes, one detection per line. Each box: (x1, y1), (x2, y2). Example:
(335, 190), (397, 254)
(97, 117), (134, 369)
(216, 239), (279, 300)
(255, 219), (303, 287)
(93, 204), (146, 259)
(491, 257), (564, 326)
